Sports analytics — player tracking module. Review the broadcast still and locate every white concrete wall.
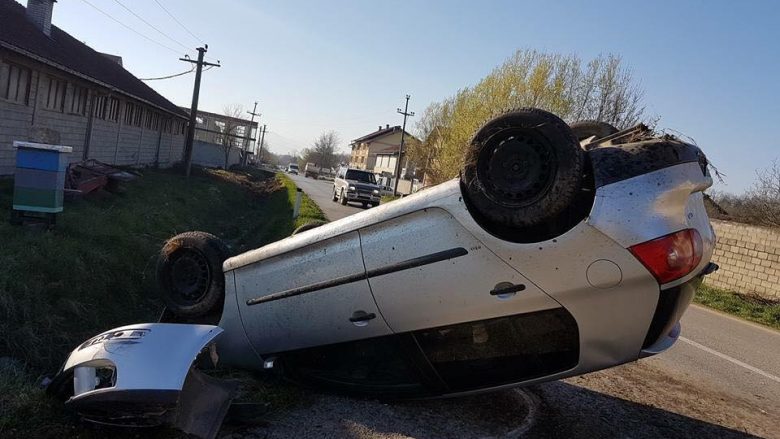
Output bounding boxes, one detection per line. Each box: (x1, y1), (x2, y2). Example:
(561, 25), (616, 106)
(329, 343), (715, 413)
(0, 48), (186, 172)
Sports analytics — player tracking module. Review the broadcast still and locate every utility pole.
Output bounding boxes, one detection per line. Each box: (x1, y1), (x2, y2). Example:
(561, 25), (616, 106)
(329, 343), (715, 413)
(245, 102), (261, 165)
(257, 124), (267, 163)
(181, 45), (220, 177)
(393, 94), (415, 196)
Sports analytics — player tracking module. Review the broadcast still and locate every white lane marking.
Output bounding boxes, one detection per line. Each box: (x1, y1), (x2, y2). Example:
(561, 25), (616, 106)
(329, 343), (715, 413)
(680, 336), (780, 384)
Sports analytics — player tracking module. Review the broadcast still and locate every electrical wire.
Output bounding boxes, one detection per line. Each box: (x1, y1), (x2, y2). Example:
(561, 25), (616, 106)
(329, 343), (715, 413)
(152, 0), (203, 44)
(139, 65), (195, 81)
(78, 0), (186, 56)
(112, 0), (192, 52)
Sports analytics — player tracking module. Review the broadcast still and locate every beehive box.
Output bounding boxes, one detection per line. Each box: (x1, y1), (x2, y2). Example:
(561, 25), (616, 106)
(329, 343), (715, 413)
(12, 141), (72, 213)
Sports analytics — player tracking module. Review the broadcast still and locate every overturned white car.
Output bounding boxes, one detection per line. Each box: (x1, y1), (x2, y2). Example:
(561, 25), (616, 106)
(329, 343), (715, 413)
(49, 109), (717, 434)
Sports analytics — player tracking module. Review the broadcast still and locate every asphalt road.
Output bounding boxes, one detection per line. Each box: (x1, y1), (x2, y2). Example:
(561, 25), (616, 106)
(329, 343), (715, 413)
(287, 172), (371, 221)
(280, 174), (780, 438)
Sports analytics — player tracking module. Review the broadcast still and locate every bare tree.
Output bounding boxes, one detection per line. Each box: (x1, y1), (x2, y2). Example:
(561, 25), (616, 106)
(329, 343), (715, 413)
(307, 130), (340, 170)
(217, 104), (244, 169)
(748, 160), (780, 227)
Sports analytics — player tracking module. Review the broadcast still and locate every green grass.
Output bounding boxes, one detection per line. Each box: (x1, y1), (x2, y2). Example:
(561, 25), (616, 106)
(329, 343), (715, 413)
(0, 167), (325, 438)
(381, 194), (401, 204)
(695, 284), (780, 330)
(277, 173), (330, 228)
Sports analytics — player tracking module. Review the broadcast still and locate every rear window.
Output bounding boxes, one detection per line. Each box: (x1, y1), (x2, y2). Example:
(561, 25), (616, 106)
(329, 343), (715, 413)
(345, 170), (376, 184)
(289, 164), (299, 169)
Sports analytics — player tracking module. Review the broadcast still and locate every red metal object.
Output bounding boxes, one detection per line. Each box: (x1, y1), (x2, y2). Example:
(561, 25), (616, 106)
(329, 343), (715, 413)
(65, 160), (129, 195)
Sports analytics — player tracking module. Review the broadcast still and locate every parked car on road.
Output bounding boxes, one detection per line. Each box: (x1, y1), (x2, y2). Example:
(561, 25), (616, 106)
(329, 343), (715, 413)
(50, 109), (718, 433)
(332, 166), (382, 208)
(286, 163), (299, 174)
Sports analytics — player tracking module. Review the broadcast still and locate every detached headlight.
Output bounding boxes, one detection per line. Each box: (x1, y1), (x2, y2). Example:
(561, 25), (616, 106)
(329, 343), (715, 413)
(349, 186), (356, 191)
(372, 189), (379, 195)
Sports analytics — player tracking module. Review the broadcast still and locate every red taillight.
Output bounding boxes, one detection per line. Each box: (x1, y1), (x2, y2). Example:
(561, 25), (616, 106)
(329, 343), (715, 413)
(629, 229), (703, 284)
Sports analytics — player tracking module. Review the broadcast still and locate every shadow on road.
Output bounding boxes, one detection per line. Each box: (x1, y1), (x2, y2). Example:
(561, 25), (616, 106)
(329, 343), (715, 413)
(528, 381), (761, 438)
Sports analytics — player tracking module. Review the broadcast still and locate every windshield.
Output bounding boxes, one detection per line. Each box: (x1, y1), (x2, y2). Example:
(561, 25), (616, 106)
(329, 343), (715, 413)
(345, 169), (376, 184)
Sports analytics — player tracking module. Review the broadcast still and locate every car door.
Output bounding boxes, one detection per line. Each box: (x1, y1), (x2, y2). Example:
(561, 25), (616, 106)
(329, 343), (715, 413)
(359, 207), (561, 332)
(359, 207), (578, 391)
(233, 231), (391, 354)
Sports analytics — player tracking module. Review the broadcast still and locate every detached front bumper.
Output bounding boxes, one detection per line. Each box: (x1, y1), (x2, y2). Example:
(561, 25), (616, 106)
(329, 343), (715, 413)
(48, 323), (234, 437)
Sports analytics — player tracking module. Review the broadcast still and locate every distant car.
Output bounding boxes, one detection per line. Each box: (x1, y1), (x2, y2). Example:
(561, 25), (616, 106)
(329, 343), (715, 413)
(50, 109), (718, 431)
(332, 167), (381, 208)
(286, 163), (299, 174)
(304, 162), (320, 179)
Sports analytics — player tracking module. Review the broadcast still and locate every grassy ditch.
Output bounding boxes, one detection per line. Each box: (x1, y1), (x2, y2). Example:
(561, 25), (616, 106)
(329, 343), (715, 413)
(695, 284), (780, 330)
(0, 167), (324, 438)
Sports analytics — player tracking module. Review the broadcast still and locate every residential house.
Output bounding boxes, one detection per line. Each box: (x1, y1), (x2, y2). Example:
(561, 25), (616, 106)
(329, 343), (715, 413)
(349, 124), (413, 171)
(349, 124), (419, 193)
(0, 0), (189, 175)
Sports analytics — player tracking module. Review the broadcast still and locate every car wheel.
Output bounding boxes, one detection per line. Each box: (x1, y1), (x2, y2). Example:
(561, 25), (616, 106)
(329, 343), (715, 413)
(292, 220), (328, 235)
(332, 188), (338, 202)
(570, 120), (618, 146)
(362, 202), (368, 208)
(339, 189), (348, 205)
(461, 108), (584, 229)
(156, 231), (229, 317)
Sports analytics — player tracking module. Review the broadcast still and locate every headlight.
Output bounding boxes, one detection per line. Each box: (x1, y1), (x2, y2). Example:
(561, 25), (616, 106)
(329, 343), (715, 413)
(349, 186), (356, 191)
(372, 189), (379, 195)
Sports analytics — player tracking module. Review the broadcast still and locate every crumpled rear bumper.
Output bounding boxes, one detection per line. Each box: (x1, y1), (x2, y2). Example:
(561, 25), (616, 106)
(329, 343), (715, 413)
(48, 323), (234, 437)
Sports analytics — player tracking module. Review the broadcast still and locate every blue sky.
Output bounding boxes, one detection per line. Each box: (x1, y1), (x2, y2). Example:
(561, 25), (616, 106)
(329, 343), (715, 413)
(41, 0), (780, 193)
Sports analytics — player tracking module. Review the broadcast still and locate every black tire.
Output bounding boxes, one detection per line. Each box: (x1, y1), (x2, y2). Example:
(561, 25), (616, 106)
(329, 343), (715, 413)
(156, 231), (229, 318)
(570, 120), (618, 143)
(461, 108), (584, 229)
(332, 187), (338, 202)
(292, 220), (328, 235)
(339, 189), (348, 205)
(362, 202), (368, 208)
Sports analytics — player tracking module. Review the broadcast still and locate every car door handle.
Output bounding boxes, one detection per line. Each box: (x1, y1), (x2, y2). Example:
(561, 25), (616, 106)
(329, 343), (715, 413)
(349, 310), (376, 326)
(490, 282), (526, 299)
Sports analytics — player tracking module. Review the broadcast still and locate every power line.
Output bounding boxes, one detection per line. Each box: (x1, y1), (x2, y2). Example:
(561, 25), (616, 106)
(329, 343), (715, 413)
(139, 65), (195, 81)
(112, 0), (191, 52)
(78, 0), (185, 56)
(152, 0), (203, 44)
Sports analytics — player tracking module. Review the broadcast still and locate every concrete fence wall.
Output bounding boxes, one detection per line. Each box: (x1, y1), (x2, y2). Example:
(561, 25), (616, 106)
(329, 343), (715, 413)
(705, 219), (780, 300)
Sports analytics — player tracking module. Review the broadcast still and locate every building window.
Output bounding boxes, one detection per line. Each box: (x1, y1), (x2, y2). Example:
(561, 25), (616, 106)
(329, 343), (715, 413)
(123, 102), (134, 125)
(150, 112), (160, 131)
(133, 106), (144, 127)
(107, 97), (120, 122)
(68, 85), (88, 115)
(93, 95), (107, 119)
(44, 76), (67, 111)
(2, 63), (31, 104)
